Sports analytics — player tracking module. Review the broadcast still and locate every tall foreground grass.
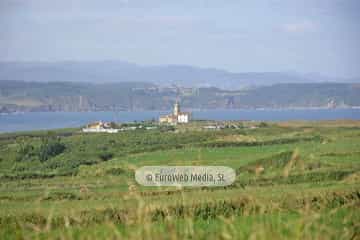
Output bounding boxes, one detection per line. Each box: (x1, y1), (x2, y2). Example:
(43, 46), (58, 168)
(1, 186), (359, 240)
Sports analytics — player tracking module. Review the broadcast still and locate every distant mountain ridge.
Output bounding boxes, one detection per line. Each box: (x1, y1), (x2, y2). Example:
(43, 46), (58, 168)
(0, 61), (356, 89)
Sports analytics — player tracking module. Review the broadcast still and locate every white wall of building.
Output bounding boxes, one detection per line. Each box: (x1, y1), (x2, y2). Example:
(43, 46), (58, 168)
(177, 114), (189, 123)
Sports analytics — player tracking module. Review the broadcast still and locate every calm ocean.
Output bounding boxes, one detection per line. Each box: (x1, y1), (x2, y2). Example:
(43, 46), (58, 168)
(1, 109), (360, 133)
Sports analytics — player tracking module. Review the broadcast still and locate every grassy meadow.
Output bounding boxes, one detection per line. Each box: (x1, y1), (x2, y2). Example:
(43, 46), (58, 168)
(0, 120), (359, 239)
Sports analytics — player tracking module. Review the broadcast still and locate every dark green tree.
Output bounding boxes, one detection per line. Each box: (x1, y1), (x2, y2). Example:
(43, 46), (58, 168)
(38, 132), (66, 162)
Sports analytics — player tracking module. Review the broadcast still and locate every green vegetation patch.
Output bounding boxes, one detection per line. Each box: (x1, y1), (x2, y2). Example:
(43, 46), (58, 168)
(0, 121), (359, 239)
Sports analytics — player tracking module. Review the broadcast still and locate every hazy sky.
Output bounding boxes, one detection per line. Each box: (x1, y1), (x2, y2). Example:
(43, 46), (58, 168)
(0, 0), (359, 77)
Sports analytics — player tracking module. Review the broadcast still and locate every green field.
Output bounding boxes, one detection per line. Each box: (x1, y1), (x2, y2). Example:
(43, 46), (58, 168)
(0, 120), (359, 239)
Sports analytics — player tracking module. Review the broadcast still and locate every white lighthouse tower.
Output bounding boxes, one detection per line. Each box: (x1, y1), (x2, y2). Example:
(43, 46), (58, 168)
(173, 101), (180, 116)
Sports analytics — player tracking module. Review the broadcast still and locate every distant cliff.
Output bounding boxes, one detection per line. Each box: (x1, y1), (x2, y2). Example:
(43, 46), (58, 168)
(1, 81), (360, 113)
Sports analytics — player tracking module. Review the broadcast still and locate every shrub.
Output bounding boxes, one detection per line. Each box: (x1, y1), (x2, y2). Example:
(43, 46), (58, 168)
(105, 168), (126, 176)
(98, 152), (114, 161)
(15, 138), (36, 162)
(38, 135), (66, 162)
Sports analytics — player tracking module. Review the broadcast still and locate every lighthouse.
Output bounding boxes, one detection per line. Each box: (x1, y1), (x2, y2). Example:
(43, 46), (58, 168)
(173, 101), (180, 116)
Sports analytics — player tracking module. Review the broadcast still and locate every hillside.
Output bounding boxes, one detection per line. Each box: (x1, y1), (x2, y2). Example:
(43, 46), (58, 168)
(1, 81), (360, 113)
(0, 121), (359, 239)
